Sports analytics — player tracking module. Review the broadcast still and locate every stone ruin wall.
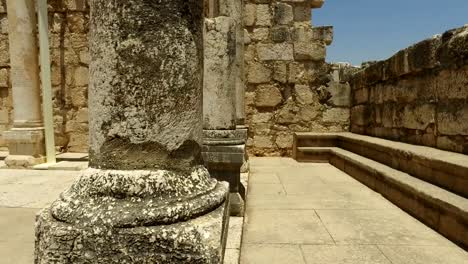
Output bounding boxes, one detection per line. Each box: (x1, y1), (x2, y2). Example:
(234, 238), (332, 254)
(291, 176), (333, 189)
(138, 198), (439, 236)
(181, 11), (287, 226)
(0, 0), (90, 152)
(0, 0), (353, 155)
(243, 0), (351, 157)
(349, 26), (468, 154)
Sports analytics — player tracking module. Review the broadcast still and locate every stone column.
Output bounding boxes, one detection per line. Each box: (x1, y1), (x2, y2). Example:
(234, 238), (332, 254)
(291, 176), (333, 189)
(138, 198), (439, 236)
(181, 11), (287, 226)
(219, 0), (246, 127)
(3, 0), (45, 167)
(219, 0), (249, 173)
(203, 17), (245, 216)
(35, 1), (230, 263)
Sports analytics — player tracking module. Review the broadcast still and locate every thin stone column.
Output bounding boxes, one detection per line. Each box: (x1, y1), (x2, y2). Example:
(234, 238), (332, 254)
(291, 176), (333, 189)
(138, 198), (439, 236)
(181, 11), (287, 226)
(202, 17), (245, 216)
(35, 1), (229, 263)
(3, 0), (45, 167)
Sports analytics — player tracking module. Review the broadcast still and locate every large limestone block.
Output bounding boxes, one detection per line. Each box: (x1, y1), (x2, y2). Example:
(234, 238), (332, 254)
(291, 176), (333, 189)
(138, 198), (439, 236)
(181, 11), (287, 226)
(437, 104), (468, 136)
(255, 4), (272, 26)
(294, 84), (315, 105)
(322, 108), (350, 123)
(398, 104), (436, 131)
(257, 43), (294, 61)
(326, 82), (351, 107)
(247, 62), (272, 84)
(244, 4), (256, 26)
(273, 2), (293, 25)
(294, 41), (326, 61)
(255, 85), (283, 107)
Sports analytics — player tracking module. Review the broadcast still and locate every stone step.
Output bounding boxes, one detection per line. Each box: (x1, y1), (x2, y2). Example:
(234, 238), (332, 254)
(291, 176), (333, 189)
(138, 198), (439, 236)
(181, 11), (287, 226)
(296, 146), (468, 249)
(294, 132), (468, 198)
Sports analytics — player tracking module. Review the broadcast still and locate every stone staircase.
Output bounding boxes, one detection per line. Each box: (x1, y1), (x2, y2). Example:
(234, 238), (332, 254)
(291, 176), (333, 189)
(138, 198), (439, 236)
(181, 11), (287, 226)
(293, 132), (468, 249)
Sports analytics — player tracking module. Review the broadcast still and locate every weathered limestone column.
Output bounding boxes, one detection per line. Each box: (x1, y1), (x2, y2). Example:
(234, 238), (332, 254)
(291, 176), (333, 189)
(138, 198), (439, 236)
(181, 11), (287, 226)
(219, 0), (246, 127)
(219, 0), (249, 173)
(35, 1), (230, 263)
(3, 0), (45, 167)
(202, 17), (245, 216)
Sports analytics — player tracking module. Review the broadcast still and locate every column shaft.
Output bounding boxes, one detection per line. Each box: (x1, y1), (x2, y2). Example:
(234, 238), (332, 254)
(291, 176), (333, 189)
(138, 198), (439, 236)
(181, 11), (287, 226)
(6, 0), (42, 127)
(3, 0), (45, 168)
(219, 0), (246, 125)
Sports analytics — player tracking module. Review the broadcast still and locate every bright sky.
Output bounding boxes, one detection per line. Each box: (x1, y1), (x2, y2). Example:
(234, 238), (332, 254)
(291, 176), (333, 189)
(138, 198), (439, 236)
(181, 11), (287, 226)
(314, 0), (468, 66)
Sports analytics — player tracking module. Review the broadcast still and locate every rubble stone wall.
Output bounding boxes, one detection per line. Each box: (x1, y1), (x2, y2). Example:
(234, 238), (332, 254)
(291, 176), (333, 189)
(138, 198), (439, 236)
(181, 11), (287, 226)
(0, 0), (90, 152)
(349, 26), (468, 154)
(243, 0), (351, 156)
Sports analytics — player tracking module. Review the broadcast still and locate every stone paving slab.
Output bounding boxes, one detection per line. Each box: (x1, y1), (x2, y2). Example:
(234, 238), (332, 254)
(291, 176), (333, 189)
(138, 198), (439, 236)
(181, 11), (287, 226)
(240, 157), (468, 264)
(243, 209), (334, 245)
(301, 245), (391, 264)
(240, 244), (306, 264)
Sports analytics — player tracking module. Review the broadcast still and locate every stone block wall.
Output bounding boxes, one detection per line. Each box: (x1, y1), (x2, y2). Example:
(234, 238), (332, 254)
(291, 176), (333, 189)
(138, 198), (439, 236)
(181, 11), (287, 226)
(0, 0), (90, 152)
(349, 26), (468, 154)
(243, 0), (351, 156)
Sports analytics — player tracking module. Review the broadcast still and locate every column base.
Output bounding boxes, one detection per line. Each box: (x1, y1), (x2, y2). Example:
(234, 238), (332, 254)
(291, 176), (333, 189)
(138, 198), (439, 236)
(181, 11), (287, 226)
(235, 126), (249, 173)
(3, 128), (45, 168)
(35, 195), (230, 264)
(202, 144), (246, 216)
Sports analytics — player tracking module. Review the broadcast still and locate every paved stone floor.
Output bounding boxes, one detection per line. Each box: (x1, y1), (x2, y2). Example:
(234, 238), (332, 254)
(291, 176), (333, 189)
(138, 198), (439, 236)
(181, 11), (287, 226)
(240, 157), (468, 264)
(0, 167), (243, 264)
(0, 169), (80, 263)
(1, 159), (467, 263)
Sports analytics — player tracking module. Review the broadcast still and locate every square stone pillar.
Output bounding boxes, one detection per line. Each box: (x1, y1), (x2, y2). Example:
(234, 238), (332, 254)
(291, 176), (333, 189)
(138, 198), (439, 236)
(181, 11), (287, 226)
(219, 0), (246, 127)
(35, 1), (230, 263)
(219, 0), (250, 173)
(203, 16), (246, 216)
(3, 0), (45, 168)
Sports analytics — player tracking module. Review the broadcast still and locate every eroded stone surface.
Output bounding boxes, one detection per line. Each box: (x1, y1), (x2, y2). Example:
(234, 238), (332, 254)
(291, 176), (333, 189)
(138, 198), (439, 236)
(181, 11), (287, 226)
(51, 168), (228, 227)
(88, 1), (205, 169)
(204, 16), (237, 130)
(36, 200), (229, 264)
(35, 0), (230, 263)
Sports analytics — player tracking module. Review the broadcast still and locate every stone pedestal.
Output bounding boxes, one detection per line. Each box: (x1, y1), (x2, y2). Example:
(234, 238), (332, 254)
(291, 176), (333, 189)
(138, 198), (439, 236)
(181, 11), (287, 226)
(203, 16), (246, 216)
(35, 1), (229, 263)
(236, 125), (250, 173)
(3, 128), (45, 167)
(202, 142), (245, 216)
(3, 0), (45, 167)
